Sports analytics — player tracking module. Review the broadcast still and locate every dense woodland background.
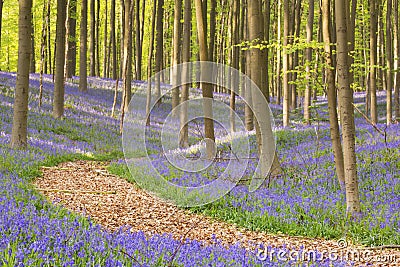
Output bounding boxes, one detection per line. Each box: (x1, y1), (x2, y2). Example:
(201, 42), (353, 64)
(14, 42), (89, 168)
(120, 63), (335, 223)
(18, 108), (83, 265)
(2, 0), (400, 217)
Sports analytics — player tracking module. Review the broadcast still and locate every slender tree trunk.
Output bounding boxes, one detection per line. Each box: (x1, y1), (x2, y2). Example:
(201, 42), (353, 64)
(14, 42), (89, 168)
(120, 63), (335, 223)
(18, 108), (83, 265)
(134, 0), (142, 80)
(322, 0), (345, 188)
(208, 0), (216, 62)
(386, 0), (393, 125)
(195, 0), (215, 159)
(263, 0), (271, 102)
(275, 0), (282, 105)
(53, 0), (67, 118)
(110, 0), (117, 79)
(47, 1), (52, 74)
(304, 0), (314, 124)
(369, 0), (378, 123)
(171, 0), (182, 114)
(67, 0), (77, 78)
(11, 0), (33, 149)
(179, 0), (191, 148)
(394, 0), (400, 121)
(89, 0), (96, 76)
(335, 0), (361, 215)
(103, 0), (108, 78)
(291, 0), (301, 109)
(79, 0), (88, 92)
(0, 0), (4, 54)
(64, 0), (71, 79)
(230, 0), (239, 133)
(154, 0), (164, 102)
(145, 0), (157, 126)
(282, 0), (290, 126)
(96, 0), (100, 76)
(121, 0), (133, 113)
(39, 0), (48, 107)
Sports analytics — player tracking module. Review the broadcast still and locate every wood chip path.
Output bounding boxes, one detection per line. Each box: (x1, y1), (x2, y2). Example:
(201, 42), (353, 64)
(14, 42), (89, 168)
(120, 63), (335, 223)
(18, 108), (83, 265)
(33, 161), (400, 266)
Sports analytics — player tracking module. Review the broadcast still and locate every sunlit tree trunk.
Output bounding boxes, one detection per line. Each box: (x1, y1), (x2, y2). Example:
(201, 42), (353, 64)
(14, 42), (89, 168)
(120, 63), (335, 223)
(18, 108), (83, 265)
(53, 0), (67, 118)
(79, 0), (88, 92)
(154, 0), (164, 102)
(322, 0), (345, 188)
(195, 0), (215, 159)
(282, 0), (290, 126)
(67, 0), (77, 78)
(103, 0), (108, 78)
(275, 0), (282, 105)
(11, 0), (33, 149)
(304, 0), (314, 124)
(171, 0), (182, 114)
(89, 0), (95, 76)
(121, 0), (133, 113)
(369, 0), (378, 123)
(386, 0), (393, 125)
(179, 0), (191, 148)
(110, 0), (117, 79)
(394, 0), (400, 121)
(335, 0), (361, 215)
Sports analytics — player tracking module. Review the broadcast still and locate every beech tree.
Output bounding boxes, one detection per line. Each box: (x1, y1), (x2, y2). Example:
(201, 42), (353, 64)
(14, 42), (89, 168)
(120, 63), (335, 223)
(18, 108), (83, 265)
(195, 0), (215, 159)
(335, 0), (361, 215)
(53, 0), (67, 118)
(79, 0), (88, 92)
(11, 0), (33, 149)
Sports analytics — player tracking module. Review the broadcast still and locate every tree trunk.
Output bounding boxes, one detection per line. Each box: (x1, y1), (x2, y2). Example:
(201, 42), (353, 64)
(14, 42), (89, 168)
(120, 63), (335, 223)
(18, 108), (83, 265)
(0, 0), (4, 54)
(121, 0), (133, 113)
(79, 0), (88, 92)
(96, 0), (100, 76)
(335, 0), (361, 215)
(110, 0), (117, 79)
(394, 0), (400, 121)
(275, 0), (282, 105)
(282, 0), (290, 126)
(145, 0), (157, 126)
(322, 0), (345, 188)
(103, 0), (108, 78)
(230, 0), (239, 133)
(134, 0), (143, 80)
(179, 0), (191, 148)
(304, 0), (314, 124)
(369, 0), (378, 123)
(53, 0), (67, 118)
(171, 0), (182, 114)
(154, 0), (164, 102)
(11, 0), (33, 149)
(67, 0), (77, 78)
(89, 0), (96, 76)
(208, 0), (216, 62)
(195, 0), (215, 159)
(248, 0), (281, 189)
(386, 0), (393, 125)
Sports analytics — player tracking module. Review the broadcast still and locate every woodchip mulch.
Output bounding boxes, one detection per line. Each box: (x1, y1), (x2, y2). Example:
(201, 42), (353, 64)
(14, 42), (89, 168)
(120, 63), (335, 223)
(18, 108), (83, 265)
(33, 160), (400, 266)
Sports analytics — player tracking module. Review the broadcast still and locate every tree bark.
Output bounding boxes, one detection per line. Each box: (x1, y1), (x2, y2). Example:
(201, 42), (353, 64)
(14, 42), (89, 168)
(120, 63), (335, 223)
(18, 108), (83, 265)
(110, 0), (117, 79)
(394, 0), (400, 121)
(179, 0), (191, 148)
(53, 0), (67, 118)
(335, 0), (361, 215)
(369, 0), (378, 123)
(195, 0), (216, 159)
(89, 0), (96, 76)
(171, 0), (182, 114)
(321, 0), (345, 188)
(282, 0), (290, 126)
(154, 0), (164, 102)
(67, 0), (77, 78)
(11, 0), (33, 149)
(304, 0), (314, 124)
(79, 0), (88, 92)
(386, 0), (393, 125)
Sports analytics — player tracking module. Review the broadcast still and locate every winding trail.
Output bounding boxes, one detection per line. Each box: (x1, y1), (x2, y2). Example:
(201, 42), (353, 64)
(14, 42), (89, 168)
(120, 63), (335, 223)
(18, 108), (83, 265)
(33, 160), (400, 267)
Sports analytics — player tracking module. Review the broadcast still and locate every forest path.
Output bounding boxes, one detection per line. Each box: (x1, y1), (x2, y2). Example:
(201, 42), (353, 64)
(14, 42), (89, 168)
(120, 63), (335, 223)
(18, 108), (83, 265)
(33, 160), (399, 267)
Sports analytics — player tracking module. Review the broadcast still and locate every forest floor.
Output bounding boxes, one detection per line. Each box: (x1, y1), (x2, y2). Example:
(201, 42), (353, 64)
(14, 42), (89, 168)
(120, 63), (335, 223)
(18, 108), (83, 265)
(33, 160), (400, 267)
